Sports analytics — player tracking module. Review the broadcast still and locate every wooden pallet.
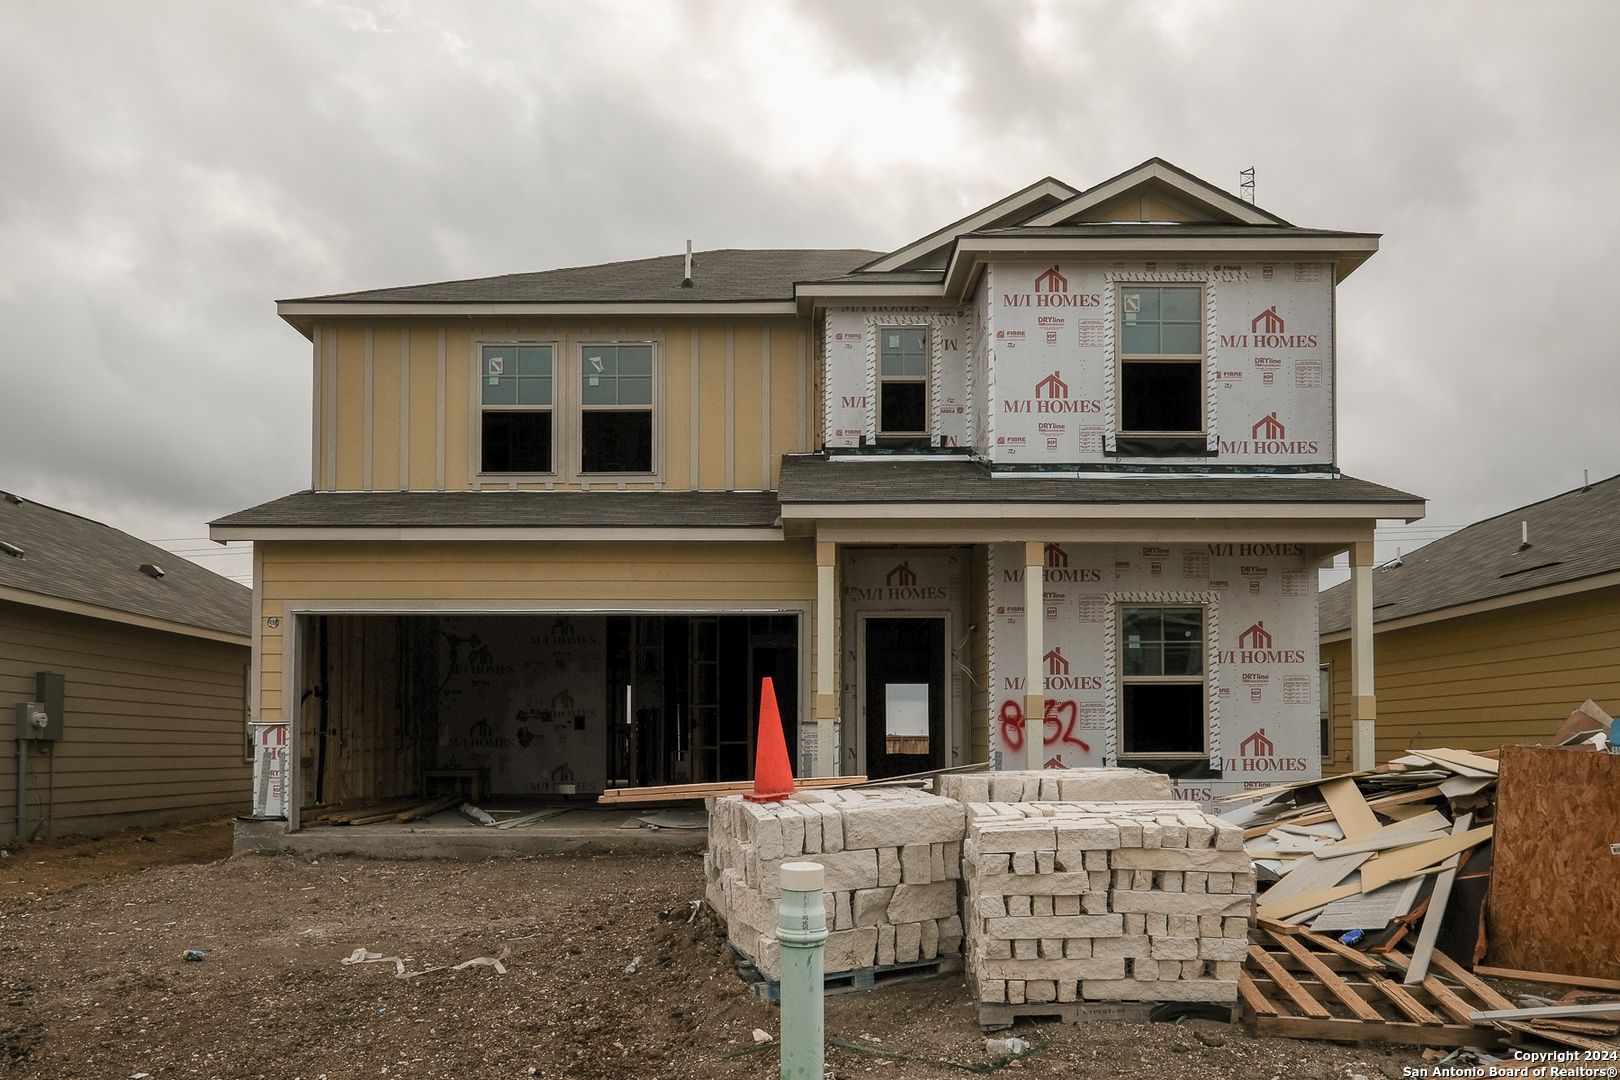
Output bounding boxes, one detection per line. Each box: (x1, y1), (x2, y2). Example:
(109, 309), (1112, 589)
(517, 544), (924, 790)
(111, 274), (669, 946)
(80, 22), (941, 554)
(744, 955), (963, 1002)
(1240, 919), (1509, 1047)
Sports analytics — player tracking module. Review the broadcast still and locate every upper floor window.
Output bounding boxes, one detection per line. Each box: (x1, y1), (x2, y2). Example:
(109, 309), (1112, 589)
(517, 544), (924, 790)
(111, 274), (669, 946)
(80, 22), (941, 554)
(1118, 285), (1204, 435)
(481, 344), (553, 473)
(580, 343), (654, 473)
(878, 327), (929, 436)
(1118, 605), (1206, 759)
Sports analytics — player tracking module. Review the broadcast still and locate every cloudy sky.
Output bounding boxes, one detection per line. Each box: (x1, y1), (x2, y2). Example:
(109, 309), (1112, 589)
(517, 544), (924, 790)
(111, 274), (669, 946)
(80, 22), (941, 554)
(3, 0), (1616, 585)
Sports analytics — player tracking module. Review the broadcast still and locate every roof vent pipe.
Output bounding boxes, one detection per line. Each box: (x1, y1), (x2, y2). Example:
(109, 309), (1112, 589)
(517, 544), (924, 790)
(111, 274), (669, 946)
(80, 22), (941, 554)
(139, 562), (165, 579)
(0, 541), (22, 558)
(1518, 521), (1530, 552)
(681, 240), (694, 289)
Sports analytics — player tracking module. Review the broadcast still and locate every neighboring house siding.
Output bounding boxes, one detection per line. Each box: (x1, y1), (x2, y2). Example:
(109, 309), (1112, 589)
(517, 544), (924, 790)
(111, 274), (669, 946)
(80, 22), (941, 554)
(0, 599), (250, 836)
(253, 539), (820, 727)
(1322, 583), (1620, 768)
(314, 319), (809, 495)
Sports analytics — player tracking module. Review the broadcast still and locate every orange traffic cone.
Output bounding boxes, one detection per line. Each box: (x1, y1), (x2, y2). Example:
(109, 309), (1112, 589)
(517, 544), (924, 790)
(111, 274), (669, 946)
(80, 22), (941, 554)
(744, 676), (795, 803)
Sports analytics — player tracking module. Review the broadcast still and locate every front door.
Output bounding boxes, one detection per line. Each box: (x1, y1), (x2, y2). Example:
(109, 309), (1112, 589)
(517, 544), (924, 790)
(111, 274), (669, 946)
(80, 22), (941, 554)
(863, 617), (945, 780)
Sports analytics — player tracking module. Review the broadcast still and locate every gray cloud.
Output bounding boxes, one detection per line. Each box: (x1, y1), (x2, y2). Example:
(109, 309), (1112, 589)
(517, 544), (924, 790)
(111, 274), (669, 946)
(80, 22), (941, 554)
(1, 0), (1615, 580)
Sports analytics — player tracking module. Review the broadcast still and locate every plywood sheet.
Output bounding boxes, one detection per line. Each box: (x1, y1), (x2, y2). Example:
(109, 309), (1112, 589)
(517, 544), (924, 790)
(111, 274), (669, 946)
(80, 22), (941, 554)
(1320, 776), (1381, 841)
(1489, 745), (1620, 980)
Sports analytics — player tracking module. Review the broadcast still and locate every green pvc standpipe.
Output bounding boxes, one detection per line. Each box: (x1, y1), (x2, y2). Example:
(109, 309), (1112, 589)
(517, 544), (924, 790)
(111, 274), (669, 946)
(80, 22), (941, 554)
(777, 861), (828, 1080)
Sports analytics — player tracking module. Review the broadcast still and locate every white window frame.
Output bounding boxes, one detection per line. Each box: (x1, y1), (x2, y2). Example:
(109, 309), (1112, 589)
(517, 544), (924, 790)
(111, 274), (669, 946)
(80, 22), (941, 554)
(573, 338), (662, 480)
(475, 339), (560, 478)
(1114, 282), (1207, 437)
(1115, 602), (1210, 761)
(875, 325), (931, 438)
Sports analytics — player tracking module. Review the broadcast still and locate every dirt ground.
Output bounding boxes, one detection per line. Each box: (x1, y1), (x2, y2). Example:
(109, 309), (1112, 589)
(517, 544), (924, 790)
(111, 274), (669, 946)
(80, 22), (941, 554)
(0, 819), (1442, 1079)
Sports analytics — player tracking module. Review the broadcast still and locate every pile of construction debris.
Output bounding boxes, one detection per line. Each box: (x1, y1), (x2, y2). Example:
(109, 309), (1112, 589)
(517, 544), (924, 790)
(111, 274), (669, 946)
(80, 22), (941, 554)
(1225, 700), (1620, 1055)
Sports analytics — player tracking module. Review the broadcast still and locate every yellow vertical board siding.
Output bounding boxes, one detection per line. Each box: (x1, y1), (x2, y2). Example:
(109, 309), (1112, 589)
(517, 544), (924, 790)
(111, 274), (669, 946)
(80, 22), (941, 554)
(696, 326), (728, 489)
(1323, 584), (1620, 768)
(371, 326), (402, 491)
(333, 326), (367, 490)
(663, 322), (692, 490)
(732, 325), (764, 490)
(0, 600), (251, 834)
(769, 323), (803, 487)
(442, 325), (472, 488)
(407, 326), (438, 490)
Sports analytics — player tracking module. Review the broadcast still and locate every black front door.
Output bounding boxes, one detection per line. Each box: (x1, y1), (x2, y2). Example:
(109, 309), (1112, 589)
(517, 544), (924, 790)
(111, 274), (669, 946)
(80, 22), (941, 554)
(864, 617), (945, 780)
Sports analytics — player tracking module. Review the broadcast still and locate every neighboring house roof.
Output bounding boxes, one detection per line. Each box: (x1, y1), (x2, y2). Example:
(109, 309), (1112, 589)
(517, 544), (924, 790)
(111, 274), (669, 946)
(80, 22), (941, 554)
(0, 490), (251, 641)
(776, 455), (1422, 511)
(283, 249), (882, 305)
(211, 490), (783, 539)
(1319, 472), (1620, 635)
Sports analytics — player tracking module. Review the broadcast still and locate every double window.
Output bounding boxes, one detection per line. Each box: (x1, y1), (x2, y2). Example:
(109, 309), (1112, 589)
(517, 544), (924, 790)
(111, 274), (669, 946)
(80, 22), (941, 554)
(877, 327), (929, 436)
(1117, 285), (1204, 435)
(1118, 605), (1206, 758)
(479, 341), (656, 477)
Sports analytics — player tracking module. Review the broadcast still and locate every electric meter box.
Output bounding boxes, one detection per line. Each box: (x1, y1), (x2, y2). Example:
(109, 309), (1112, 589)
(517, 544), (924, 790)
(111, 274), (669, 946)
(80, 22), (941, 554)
(16, 671), (65, 740)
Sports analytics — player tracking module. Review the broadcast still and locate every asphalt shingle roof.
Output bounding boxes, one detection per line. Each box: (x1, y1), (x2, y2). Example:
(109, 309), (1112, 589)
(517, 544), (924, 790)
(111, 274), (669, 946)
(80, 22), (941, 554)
(1319, 472), (1620, 633)
(283, 249), (883, 306)
(777, 454), (1421, 507)
(0, 491), (250, 638)
(210, 490), (784, 530)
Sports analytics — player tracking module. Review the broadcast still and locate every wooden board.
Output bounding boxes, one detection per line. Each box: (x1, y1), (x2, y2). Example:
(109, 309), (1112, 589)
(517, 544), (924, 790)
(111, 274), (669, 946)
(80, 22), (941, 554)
(1473, 966), (1620, 993)
(1319, 777), (1381, 841)
(1359, 825), (1494, 892)
(1411, 747), (1500, 775)
(1489, 745), (1620, 981)
(597, 775), (867, 803)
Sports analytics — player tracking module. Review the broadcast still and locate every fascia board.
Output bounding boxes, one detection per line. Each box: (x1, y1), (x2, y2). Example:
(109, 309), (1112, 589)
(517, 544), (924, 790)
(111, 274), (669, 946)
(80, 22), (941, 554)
(1319, 568), (1620, 644)
(795, 281), (947, 315)
(807, 518), (1387, 546)
(942, 235), (1381, 296)
(1025, 161), (1276, 227)
(0, 583), (251, 647)
(209, 525), (786, 543)
(780, 501), (1424, 522)
(858, 178), (1081, 274)
(279, 300), (800, 335)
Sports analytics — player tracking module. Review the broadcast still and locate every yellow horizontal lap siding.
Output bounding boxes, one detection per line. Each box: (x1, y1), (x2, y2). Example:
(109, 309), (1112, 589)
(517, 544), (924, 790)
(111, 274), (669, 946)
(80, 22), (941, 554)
(1323, 583), (1620, 765)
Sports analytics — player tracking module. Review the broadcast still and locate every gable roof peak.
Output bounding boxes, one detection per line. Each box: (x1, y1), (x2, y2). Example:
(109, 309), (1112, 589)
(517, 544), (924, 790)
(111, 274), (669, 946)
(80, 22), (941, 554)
(1026, 158), (1291, 228)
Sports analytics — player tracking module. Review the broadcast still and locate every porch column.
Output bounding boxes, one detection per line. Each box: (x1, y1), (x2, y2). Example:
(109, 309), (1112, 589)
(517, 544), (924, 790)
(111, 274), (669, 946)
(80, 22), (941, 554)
(1349, 541), (1377, 771)
(1022, 541), (1045, 771)
(815, 541), (837, 778)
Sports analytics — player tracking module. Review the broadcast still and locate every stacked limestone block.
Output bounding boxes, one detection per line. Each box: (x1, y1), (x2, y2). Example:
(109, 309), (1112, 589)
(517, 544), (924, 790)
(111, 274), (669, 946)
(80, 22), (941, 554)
(705, 787), (966, 983)
(939, 767), (1173, 805)
(961, 800), (1254, 1006)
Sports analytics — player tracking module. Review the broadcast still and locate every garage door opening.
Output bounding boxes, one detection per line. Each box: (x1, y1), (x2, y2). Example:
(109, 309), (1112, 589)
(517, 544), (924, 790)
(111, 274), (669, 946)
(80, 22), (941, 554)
(297, 613), (798, 810)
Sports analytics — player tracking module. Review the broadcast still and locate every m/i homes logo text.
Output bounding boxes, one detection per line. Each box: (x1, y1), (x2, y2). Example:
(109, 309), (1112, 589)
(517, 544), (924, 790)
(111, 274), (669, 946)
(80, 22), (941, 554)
(1042, 647), (1100, 691)
(1004, 368), (1100, 415)
(1217, 621), (1307, 665)
(1218, 305), (1319, 349)
(1218, 411), (1319, 456)
(1002, 265), (1102, 308)
(1225, 727), (1309, 772)
(846, 561), (947, 602)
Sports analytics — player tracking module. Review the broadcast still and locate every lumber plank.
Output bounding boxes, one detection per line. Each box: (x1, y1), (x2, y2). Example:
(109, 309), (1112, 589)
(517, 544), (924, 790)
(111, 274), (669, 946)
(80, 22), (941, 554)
(1247, 944), (1332, 1018)
(1238, 973), (1279, 1017)
(1423, 975), (1483, 1027)
(1473, 966), (1620, 993)
(1243, 786), (1444, 839)
(1367, 973), (1444, 1025)
(1403, 812), (1474, 984)
(396, 795), (461, 822)
(1427, 950), (1517, 1012)
(597, 775), (866, 803)
(1294, 928), (1388, 972)
(1266, 932), (1383, 1021)
(1319, 776), (1381, 841)
(1250, 1013), (1499, 1047)
(1497, 1020), (1620, 1053)
(1359, 824), (1495, 892)
(1256, 882), (1361, 922)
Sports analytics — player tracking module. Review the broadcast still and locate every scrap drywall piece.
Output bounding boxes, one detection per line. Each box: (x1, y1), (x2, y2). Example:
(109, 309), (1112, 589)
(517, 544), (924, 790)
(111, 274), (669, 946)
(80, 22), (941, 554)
(1256, 882), (1362, 922)
(1409, 749), (1497, 778)
(1318, 777), (1381, 841)
(1402, 812), (1474, 985)
(1258, 852), (1372, 905)
(1439, 775), (1495, 800)
(1358, 824), (1495, 892)
(1319, 810), (1452, 854)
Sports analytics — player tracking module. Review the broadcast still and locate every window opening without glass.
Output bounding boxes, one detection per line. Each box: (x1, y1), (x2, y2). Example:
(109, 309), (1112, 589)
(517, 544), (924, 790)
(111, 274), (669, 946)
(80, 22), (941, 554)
(878, 327), (929, 435)
(1119, 605), (1206, 757)
(1118, 285), (1203, 435)
(481, 344), (553, 473)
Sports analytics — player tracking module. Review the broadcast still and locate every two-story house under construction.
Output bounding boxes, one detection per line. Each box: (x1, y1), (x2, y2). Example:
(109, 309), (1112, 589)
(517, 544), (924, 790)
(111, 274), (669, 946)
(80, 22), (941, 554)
(213, 159), (1422, 825)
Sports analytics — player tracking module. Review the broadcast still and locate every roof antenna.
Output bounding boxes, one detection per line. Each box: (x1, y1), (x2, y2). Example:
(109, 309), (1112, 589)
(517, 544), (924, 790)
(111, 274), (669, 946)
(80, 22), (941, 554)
(681, 240), (693, 289)
(1240, 167), (1256, 205)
